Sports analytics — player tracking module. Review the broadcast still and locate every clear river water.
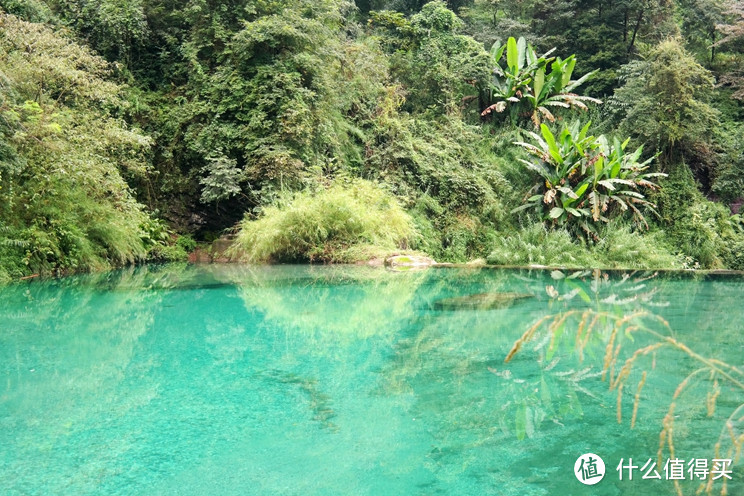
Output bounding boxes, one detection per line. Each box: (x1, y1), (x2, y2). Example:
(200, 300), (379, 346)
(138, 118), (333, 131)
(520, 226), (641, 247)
(1, 264), (742, 496)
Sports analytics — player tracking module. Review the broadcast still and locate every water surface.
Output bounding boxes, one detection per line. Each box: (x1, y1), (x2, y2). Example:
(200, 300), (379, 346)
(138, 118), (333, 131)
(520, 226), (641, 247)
(1, 265), (742, 495)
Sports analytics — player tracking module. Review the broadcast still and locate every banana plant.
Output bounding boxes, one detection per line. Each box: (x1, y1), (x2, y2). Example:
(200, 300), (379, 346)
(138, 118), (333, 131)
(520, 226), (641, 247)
(481, 37), (601, 127)
(512, 121), (667, 239)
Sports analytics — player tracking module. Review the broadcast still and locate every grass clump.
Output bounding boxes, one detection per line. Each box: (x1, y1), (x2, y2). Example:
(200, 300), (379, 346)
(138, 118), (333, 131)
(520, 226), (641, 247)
(487, 224), (595, 267)
(230, 179), (417, 263)
(487, 223), (679, 269)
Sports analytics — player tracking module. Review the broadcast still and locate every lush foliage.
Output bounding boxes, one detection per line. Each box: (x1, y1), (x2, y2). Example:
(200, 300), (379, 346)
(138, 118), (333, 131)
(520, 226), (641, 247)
(513, 122), (665, 238)
(611, 38), (720, 173)
(0, 0), (743, 280)
(0, 13), (162, 278)
(230, 179), (417, 263)
(486, 222), (680, 269)
(481, 36), (600, 126)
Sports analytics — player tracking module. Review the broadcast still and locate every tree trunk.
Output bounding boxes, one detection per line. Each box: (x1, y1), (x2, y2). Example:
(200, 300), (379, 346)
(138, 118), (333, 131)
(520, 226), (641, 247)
(628, 10), (643, 54)
(623, 9), (628, 42)
(710, 28), (716, 66)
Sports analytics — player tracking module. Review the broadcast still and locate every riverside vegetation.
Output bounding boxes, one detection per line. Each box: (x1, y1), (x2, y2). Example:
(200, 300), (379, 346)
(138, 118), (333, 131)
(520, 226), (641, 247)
(1, 0), (744, 280)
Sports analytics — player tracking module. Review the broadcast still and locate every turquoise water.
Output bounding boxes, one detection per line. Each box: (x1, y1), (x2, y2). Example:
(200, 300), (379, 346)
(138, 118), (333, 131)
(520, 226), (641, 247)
(1, 264), (742, 496)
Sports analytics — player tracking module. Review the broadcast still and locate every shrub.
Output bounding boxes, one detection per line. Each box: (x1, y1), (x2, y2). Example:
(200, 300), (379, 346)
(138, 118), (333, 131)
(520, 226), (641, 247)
(230, 179), (417, 263)
(653, 168), (732, 268)
(721, 236), (744, 271)
(513, 121), (665, 239)
(594, 226), (680, 269)
(487, 224), (594, 267)
(175, 235), (197, 253)
(434, 214), (499, 263)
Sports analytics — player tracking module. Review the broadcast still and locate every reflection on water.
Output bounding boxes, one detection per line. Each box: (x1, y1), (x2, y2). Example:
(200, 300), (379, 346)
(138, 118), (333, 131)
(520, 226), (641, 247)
(0, 265), (742, 496)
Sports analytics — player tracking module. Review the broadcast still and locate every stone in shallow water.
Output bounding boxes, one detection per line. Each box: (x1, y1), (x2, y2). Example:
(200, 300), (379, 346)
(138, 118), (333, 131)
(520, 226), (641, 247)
(433, 292), (534, 310)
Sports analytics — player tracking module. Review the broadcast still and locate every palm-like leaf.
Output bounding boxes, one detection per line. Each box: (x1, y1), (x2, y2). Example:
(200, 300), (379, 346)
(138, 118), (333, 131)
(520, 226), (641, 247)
(483, 38), (601, 126)
(513, 120), (667, 240)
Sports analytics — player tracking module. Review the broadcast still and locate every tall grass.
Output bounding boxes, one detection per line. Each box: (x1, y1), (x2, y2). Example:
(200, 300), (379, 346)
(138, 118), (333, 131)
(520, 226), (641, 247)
(487, 222), (680, 269)
(230, 179), (417, 263)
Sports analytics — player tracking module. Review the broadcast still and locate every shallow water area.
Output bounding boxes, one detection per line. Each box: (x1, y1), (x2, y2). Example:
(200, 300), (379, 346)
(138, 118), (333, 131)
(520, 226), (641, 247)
(1, 264), (742, 495)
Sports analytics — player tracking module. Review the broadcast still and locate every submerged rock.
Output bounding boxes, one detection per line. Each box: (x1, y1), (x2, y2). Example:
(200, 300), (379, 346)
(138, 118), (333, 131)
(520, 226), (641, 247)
(433, 292), (534, 311)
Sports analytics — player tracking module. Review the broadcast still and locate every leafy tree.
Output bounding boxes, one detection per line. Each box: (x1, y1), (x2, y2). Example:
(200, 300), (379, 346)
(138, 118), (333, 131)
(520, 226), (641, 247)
(376, 1), (491, 113)
(611, 38), (720, 175)
(37, 0), (149, 65)
(199, 156), (242, 203)
(190, 1), (363, 198)
(0, 0), (53, 22)
(715, 0), (744, 99)
(83, 0), (148, 64)
(0, 13), (154, 275)
(358, 0), (473, 15)
(677, 0), (726, 65)
(494, 0), (677, 95)
(716, 0), (744, 46)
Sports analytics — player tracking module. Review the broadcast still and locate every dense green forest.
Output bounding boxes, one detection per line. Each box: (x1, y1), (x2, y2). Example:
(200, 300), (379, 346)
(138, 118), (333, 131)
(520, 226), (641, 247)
(1, 0), (743, 281)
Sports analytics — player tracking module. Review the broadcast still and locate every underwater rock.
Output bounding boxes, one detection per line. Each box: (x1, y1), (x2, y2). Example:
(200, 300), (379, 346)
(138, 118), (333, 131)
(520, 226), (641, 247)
(433, 292), (534, 310)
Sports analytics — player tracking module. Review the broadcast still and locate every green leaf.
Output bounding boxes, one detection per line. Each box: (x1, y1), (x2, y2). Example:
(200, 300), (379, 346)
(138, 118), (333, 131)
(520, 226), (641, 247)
(534, 67), (545, 101)
(540, 377), (554, 412)
(506, 37), (518, 72)
(562, 56), (576, 87)
(577, 288), (592, 303)
(525, 406), (535, 438)
(567, 389), (584, 416)
(574, 182), (589, 198)
(511, 203), (534, 213)
(565, 69), (599, 92)
(491, 40), (506, 63)
(550, 60), (564, 89)
(549, 207), (565, 219)
(517, 37), (527, 69)
(540, 124), (563, 164)
(525, 45), (537, 66)
(594, 155), (603, 182)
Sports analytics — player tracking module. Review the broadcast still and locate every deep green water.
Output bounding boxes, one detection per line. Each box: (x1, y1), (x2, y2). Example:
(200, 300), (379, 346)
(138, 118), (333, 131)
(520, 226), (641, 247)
(1, 265), (742, 496)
